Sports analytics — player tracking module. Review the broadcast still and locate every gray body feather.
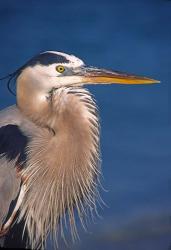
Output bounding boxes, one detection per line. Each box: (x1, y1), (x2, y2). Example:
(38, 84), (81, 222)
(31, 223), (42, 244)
(0, 106), (34, 229)
(0, 107), (20, 227)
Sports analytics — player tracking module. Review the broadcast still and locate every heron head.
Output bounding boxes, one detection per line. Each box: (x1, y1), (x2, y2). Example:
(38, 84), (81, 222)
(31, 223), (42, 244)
(16, 50), (159, 93)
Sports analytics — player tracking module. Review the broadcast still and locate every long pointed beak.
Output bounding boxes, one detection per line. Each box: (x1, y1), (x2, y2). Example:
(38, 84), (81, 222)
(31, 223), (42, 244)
(75, 66), (160, 85)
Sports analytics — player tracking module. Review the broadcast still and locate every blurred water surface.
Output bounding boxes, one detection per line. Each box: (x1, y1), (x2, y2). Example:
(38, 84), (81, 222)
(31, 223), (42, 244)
(0, 0), (171, 249)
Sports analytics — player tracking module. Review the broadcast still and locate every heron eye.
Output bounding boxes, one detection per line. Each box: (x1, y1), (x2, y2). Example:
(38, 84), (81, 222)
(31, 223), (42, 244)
(56, 65), (65, 73)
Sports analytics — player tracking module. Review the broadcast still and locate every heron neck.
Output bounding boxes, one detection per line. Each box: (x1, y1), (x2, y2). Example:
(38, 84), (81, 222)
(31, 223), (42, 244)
(16, 74), (52, 128)
(50, 87), (98, 133)
(20, 87), (100, 247)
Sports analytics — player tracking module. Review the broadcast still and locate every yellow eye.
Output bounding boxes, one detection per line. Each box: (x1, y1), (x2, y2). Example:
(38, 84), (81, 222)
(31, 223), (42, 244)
(56, 65), (65, 73)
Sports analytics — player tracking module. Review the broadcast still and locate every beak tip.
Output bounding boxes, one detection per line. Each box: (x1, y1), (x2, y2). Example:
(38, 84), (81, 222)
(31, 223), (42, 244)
(149, 79), (160, 84)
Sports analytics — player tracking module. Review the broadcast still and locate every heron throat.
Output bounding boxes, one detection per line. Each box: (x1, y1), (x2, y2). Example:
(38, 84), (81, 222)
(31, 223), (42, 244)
(18, 86), (101, 249)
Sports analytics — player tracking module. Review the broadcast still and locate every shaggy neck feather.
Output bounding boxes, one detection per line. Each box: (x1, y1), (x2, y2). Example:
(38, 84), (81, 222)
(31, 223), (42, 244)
(17, 84), (100, 249)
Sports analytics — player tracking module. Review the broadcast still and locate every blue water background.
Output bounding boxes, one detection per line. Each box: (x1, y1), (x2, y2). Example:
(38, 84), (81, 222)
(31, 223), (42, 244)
(0, 1), (171, 249)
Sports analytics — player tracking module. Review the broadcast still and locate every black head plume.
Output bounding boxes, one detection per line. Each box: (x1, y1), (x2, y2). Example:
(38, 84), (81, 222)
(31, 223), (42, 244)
(0, 69), (21, 96)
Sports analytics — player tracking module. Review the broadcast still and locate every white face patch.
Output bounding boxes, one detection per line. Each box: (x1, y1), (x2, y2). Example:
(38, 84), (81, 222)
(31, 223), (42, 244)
(19, 51), (86, 91)
(22, 64), (85, 91)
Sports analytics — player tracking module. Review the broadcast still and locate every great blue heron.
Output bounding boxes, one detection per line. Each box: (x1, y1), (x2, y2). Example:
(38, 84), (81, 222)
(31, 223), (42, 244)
(0, 51), (158, 249)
